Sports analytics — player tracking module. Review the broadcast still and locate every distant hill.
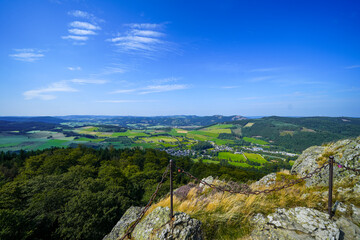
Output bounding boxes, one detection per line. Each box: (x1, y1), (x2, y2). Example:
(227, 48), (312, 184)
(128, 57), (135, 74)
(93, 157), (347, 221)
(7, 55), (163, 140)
(59, 115), (247, 127)
(229, 116), (360, 152)
(0, 120), (60, 132)
(0, 116), (66, 124)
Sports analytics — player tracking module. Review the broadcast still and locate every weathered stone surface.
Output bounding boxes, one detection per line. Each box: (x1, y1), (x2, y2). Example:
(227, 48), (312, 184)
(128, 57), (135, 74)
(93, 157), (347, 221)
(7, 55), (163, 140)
(132, 206), (170, 240)
(251, 207), (340, 240)
(354, 182), (360, 194)
(156, 210), (202, 240)
(253, 173), (276, 187)
(105, 206), (202, 240)
(199, 176), (214, 188)
(334, 202), (360, 226)
(291, 137), (360, 187)
(103, 206), (143, 240)
(351, 204), (360, 226)
(336, 217), (360, 240)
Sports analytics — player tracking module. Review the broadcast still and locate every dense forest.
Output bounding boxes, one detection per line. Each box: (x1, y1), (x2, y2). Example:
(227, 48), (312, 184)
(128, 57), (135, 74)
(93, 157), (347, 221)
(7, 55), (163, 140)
(0, 146), (281, 240)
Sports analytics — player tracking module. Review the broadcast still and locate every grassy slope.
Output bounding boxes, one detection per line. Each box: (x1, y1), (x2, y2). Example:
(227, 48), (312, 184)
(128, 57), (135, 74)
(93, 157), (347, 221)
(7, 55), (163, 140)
(150, 171), (360, 239)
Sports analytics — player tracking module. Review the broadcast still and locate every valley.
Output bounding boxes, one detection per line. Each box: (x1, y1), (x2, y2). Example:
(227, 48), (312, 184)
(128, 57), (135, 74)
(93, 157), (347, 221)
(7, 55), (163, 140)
(1, 115), (360, 171)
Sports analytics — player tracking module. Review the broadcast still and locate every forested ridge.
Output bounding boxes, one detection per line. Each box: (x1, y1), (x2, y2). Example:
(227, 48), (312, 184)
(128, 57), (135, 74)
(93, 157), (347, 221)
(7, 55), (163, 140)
(0, 146), (276, 240)
(231, 116), (360, 152)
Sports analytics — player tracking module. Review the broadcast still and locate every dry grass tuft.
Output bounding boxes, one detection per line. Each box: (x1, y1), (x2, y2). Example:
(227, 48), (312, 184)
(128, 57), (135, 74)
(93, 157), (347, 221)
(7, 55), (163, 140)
(147, 171), (359, 239)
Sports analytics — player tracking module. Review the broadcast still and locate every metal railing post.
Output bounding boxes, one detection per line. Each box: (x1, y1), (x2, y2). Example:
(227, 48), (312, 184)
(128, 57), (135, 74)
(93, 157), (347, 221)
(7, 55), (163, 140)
(169, 159), (173, 220)
(328, 156), (334, 219)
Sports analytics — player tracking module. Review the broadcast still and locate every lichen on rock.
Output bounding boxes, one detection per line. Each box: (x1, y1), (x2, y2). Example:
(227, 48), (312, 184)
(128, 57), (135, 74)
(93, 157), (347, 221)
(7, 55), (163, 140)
(103, 206), (143, 240)
(251, 207), (341, 240)
(291, 137), (360, 187)
(103, 206), (202, 240)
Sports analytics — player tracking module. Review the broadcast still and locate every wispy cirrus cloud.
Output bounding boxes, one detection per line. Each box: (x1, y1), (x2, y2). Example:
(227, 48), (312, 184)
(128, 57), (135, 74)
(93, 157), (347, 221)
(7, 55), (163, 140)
(101, 66), (127, 75)
(111, 84), (189, 95)
(151, 77), (180, 84)
(71, 79), (108, 84)
(24, 78), (108, 100)
(107, 23), (175, 57)
(345, 65), (360, 69)
(68, 10), (104, 23)
(249, 76), (275, 82)
(62, 10), (102, 44)
(23, 82), (77, 100)
(140, 84), (187, 94)
(68, 28), (96, 35)
(69, 21), (100, 30)
(124, 23), (162, 29)
(221, 86), (240, 89)
(96, 99), (156, 103)
(249, 67), (282, 72)
(62, 35), (88, 41)
(68, 66), (82, 71)
(111, 89), (137, 94)
(9, 49), (45, 62)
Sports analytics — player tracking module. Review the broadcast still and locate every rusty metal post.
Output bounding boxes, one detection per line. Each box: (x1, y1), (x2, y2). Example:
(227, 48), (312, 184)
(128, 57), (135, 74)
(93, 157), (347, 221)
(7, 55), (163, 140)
(328, 156), (334, 219)
(169, 159), (174, 220)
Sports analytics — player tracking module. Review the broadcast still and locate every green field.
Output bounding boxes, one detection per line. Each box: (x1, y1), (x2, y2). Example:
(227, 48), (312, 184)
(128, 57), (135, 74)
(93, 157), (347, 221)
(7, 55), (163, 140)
(141, 136), (178, 143)
(243, 137), (269, 145)
(111, 130), (149, 138)
(169, 128), (188, 137)
(202, 159), (257, 168)
(37, 139), (70, 150)
(205, 124), (234, 129)
(188, 130), (219, 138)
(218, 152), (246, 161)
(75, 137), (104, 142)
(244, 153), (267, 163)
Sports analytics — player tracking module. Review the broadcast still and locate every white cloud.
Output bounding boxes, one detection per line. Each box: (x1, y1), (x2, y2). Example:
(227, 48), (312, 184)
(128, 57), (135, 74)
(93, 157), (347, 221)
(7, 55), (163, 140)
(250, 67), (282, 72)
(111, 89), (137, 94)
(62, 35), (88, 41)
(68, 66), (82, 71)
(110, 36), (162, 44)
(63, 20), (101, 44)
(68, 10), (104, 23)
(24, 78), (109, 100)
(69, 21), (100, 30)
(68, 10), (91, 18)
(68, 28), (96, 35)
(131, 30), (165, 37)
(249, 76), (274, 82)
(71, 79), (108, 84)
(101, 66), (126, 75)
(124, 23), (162, 29)
(9, 49), (45, 62)
(140, 84), (188, 94)
(63, 11), (102, 44)
(152, 77), (180, 84)
(345, 65), (360, 69)
(23, 82), (77, 100)
(111, 84), (189, 95)
(108, 23), (173, 57)
(96, 100), (149, 103)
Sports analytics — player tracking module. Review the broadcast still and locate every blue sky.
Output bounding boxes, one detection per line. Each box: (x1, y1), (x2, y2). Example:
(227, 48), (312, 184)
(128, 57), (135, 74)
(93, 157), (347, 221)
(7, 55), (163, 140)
(0, 0), (359, 117)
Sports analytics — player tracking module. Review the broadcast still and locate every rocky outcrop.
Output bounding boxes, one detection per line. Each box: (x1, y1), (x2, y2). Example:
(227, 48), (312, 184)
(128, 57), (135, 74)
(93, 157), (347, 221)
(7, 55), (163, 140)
(251, 207), (360, 240)
(103, 206), (202, 240)
(333, 202), (360, 226)
(103, 206), (143, 240)
(336, 217), (360, 240)
(253, 173), (276, 187)
(199, 176), (214, 188)
(291, 137), (360, 186)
